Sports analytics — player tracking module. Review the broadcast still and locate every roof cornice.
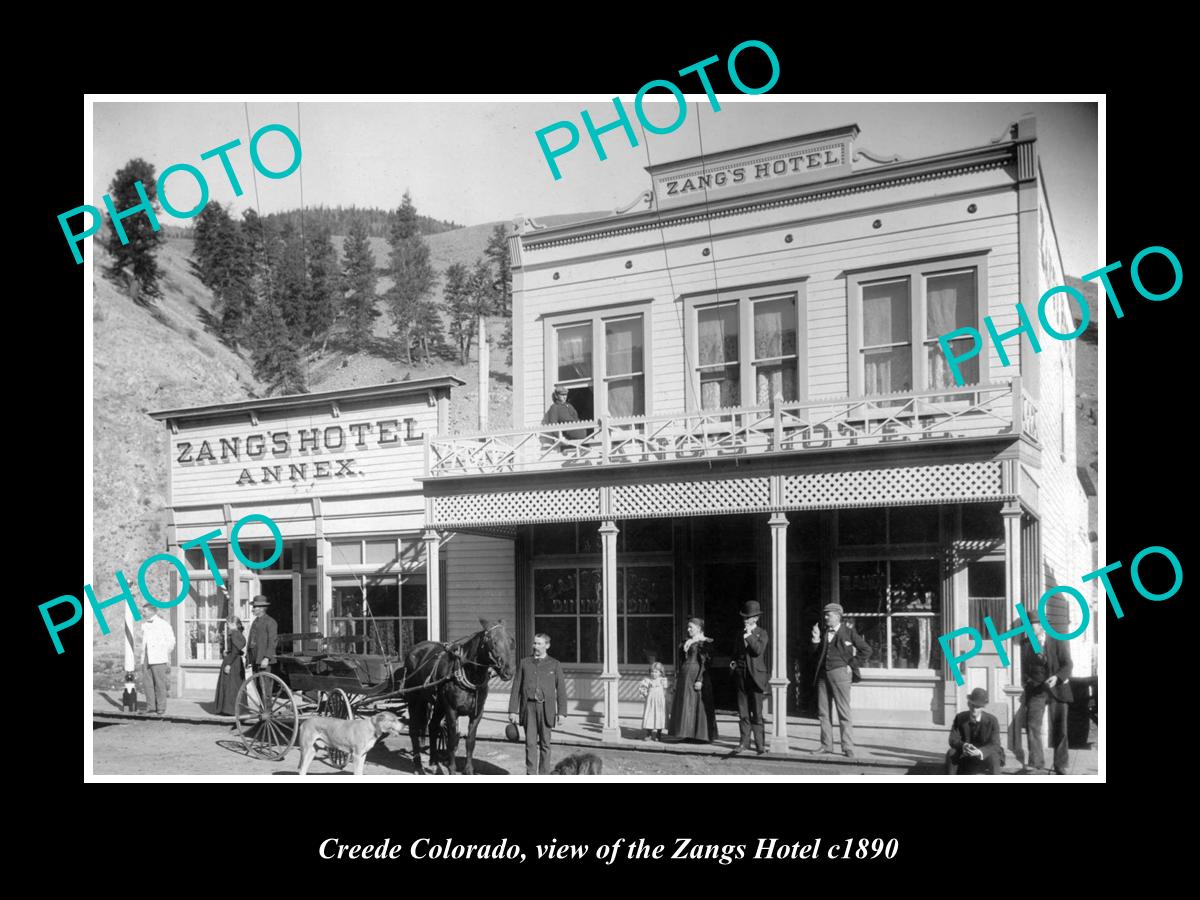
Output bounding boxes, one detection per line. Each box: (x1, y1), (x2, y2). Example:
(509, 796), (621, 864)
(522, 142), (1017, 252)
(148, 376), (466, 421)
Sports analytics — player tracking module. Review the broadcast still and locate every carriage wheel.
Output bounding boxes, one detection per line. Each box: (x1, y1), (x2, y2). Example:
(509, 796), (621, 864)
(323, 689), (354, 770)
(235, 672), (299, 761)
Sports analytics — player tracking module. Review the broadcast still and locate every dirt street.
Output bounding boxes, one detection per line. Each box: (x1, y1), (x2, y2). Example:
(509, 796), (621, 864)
(93, 719), (897, 776)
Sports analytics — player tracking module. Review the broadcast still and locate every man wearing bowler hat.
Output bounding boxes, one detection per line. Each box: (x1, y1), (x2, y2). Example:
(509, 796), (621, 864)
(729, 600), (769, 755)
(246, 595), (278, 676)
(945, 688), (1005, 775)
(810, 602), (871, 758)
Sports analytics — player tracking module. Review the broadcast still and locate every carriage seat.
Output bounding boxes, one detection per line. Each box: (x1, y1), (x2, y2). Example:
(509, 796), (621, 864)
(348, 654), (399, 684)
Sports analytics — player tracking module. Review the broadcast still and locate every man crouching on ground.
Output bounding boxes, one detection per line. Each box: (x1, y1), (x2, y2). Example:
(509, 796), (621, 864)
(946, 688), (1005, 775)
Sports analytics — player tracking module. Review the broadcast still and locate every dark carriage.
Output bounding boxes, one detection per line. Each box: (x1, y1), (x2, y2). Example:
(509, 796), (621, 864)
(234, 620), (513, 774)
(234, 631), (410, 769)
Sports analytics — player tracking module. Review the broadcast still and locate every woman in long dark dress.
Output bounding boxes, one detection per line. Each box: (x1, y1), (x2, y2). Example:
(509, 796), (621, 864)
(669, 617), (719, 742)
(214, 616), (246, 716)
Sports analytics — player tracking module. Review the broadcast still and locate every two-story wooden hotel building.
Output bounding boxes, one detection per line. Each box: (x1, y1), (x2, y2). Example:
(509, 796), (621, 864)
(420, 117), (1094, 747)
(149, 118), (1093, 752)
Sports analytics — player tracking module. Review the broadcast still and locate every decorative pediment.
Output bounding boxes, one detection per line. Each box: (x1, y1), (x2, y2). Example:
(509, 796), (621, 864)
(644, 125), (860, 210)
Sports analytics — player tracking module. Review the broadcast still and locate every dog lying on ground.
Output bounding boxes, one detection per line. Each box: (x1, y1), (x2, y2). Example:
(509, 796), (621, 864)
(297, 712), (405, 776)
(550, 752), (604, 775)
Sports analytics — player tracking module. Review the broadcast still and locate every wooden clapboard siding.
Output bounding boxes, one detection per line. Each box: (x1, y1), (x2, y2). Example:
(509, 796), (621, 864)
(1028, 176), (1090, 610)
(519, 185), (1022, 423)
(444, 533), (516, 639)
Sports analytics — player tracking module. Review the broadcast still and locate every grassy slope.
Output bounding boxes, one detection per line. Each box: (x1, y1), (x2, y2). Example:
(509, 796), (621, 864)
(92, 239), (261, 684)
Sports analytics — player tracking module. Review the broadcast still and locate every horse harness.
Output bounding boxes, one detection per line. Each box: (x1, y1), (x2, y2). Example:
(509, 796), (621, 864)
(411, 622), (505, 695)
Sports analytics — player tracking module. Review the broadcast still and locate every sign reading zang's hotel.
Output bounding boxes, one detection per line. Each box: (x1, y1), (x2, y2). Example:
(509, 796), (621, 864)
(152, 380), (459, 507)
(649, 125), (859, 210)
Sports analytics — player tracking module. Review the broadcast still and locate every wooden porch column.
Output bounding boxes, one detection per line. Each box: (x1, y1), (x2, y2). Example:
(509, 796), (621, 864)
(1001, 503), (1023, 690)
(768, 513), (790, 754)
(422, 529), (442, 642)
(599, 520), (621, 740)
(1003, 501), (1041, 761)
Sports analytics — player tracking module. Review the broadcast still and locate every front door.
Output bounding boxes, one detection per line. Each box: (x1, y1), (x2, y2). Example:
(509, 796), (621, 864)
(259, 579), (294, 653)
(699, 562), (758, 712)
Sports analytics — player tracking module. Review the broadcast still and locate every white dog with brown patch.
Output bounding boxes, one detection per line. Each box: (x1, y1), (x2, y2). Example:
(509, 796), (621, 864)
(297, 712), (405, 776)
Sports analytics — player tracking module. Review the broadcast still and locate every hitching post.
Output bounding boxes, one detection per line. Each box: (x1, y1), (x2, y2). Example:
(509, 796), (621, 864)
(122, 604), (138, 712)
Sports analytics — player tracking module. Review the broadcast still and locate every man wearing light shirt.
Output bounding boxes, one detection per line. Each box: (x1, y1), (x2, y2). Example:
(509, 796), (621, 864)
(140, 602), (176, 716)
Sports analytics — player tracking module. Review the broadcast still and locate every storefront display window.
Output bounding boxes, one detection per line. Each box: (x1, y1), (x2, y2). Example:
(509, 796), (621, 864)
(331, 574), (424, 657)
(184, 580), (226, 662)
(532, 563), (673, 666)
(836, 506), (943, 671)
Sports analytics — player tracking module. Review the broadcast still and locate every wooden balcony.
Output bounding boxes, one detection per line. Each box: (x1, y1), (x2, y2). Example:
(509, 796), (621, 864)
(426, 378), (1038, 478)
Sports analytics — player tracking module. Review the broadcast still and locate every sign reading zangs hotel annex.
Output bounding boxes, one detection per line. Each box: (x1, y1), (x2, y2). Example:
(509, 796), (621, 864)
(648, 125), (858, 209)
(159, 385), (449, 507)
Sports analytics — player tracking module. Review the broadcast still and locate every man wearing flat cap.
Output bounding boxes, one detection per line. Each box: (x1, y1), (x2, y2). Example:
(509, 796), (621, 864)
(542, 385), (586, 442)
(246, 595), (278, 676)
(945, 688), (1005, 775)
(810, 602), (871, 758)
(729, 600), (769, 755)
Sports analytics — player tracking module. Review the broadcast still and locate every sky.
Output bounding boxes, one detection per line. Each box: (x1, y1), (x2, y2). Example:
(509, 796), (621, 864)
(92, 98), (1098, 275)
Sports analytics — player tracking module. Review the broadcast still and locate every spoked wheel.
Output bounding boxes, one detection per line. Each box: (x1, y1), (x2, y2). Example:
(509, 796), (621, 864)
(323, 688), (354, 770)
(235, 672), (299, 761)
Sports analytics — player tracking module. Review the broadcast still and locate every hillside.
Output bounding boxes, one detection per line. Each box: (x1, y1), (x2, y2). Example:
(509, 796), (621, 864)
(90, 216), (543, 685)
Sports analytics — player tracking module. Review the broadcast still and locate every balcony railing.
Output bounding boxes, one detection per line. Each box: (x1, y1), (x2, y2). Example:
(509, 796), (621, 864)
(427, 378), (1038, 478)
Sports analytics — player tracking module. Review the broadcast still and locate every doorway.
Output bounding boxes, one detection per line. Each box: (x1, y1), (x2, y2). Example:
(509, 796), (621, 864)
(698, 562), (759, 712)
(258, 579), (294, 643)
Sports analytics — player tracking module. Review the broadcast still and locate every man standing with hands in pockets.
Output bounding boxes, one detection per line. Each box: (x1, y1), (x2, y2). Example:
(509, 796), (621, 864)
(729, 600), (769, 755)
(509, 633), (569, 775)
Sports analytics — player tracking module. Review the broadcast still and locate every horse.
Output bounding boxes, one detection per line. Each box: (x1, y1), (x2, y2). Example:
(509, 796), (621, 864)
(401, 619), (514, 775)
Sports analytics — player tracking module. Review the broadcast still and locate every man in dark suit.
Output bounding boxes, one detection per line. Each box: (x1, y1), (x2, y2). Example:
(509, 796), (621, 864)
(810, 602), (872, 758)
(246, 595), (278, 675)
(542, 386), (586, 442)
(946, 687), (1005, 775)
(1019, 620), (1073, 774)
(508, 633), (569, 775)
(729, 600), (769, 755)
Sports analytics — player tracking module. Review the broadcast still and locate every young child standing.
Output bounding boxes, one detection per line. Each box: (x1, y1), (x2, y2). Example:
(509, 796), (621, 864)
(638, 661), (669, 741)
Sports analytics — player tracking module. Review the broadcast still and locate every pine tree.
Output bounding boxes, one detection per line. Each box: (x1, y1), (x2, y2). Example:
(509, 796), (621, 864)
(305, 223), (340, 351)
(443, 262), (473, 364)
(413, 298), (447, 365)
(247, 291), (307, 395)
(341, 217), (378, 346)
(103, 158), (165, 303)
(273, 222), (309, 339)
(386, 191), (437, 366)
(191, 202), (254, 342)
(484, 223), (512, 316)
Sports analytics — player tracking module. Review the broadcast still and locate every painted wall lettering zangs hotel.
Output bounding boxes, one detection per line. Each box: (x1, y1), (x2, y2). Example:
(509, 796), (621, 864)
(535, 40), (780, 181)
(58, 123), (302, 263)
(40, 513), (285, 654)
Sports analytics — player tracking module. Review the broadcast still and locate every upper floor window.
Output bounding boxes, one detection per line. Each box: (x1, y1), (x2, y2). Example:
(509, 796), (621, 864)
(545, 304), (650, 421)
(683, 279), (807, 411)
(848, 254), (988, 398)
